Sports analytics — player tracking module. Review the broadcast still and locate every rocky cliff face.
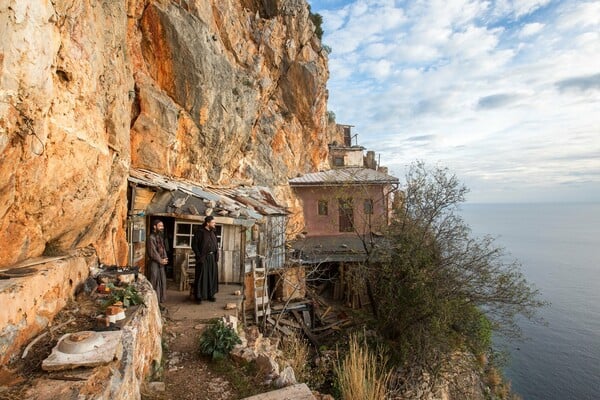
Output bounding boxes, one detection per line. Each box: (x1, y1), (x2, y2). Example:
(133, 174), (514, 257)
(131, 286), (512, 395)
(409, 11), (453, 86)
(0, 1), (133, 268)
(0, 0), (329, 268)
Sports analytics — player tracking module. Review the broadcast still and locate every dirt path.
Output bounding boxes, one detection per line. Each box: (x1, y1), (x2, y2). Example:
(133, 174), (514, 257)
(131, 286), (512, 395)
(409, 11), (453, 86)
(143, 284), (260, 400)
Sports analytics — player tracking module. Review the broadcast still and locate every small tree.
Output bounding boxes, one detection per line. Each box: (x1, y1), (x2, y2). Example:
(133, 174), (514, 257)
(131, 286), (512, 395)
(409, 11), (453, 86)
(327, 110), (336, 123)
(369, 161), (547, 361)
(308, 6), (324, 41)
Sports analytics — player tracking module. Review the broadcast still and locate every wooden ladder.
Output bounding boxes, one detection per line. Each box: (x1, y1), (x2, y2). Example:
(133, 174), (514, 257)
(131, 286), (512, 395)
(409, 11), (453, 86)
(253, 258), (271, 324)
(185, 253), (196, 297)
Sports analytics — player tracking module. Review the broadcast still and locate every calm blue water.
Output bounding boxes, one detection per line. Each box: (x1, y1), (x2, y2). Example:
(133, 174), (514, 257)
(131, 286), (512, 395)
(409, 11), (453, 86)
(459, 202), (600, 400)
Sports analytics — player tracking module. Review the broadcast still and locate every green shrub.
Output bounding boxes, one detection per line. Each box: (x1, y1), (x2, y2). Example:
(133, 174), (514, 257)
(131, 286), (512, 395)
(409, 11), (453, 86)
(327, 110), (336, 123)
(199, 319), (241, 361)
(308, 6), (324, 40)
(103, 283), (144, 308)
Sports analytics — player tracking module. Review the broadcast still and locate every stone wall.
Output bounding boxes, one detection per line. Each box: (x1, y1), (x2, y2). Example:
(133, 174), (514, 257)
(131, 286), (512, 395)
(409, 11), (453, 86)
(20, 277), (163, 400)
(0, 250), (95, 366)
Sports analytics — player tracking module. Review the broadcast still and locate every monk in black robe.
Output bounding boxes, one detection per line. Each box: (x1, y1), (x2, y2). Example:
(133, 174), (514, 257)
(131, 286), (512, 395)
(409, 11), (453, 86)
(192, 215), (219, 303)
(147, 219), (168, 304)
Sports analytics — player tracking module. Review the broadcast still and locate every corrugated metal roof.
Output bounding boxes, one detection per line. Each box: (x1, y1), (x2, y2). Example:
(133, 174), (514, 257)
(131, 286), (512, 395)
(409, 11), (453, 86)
(290, 234), (388, 264)
(289, 167), (398, 186)
(290, 235), (367, 263)
(128, 168), (288, 221)
(129, 169), (222, 201)
(129, 168), (179, 191)
(207, 187), (289, 216)
(128, 168), (263, 221)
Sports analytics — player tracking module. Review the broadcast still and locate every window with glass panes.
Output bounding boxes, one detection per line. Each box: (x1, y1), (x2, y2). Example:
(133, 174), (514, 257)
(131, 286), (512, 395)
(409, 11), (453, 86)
(364, 199), (374, 214)
(318, 200), (328, 215)
(174, 221), (222, 248)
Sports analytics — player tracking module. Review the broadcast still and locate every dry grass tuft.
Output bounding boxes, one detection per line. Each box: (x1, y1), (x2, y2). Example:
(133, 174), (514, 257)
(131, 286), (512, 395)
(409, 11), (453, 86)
(335, 334), (391, 400)
(279, 332), (310, 383)
(486, 367), (502, 387)
(484, 366), (523, 400)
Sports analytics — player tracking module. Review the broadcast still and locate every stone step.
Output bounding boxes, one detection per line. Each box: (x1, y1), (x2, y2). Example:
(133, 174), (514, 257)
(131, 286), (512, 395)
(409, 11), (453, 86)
(240, 383), (316, 400)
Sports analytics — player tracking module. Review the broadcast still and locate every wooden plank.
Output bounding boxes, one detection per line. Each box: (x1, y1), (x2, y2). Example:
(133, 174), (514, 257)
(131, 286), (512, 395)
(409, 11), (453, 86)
(291, 310), (320, 349)
(133, 187), (155, 211)
(302, 310), (311, 328)
(277, 318), (302, 329)
(267, 317), (293, 336)
(271, 300), (311, 311)
(256, 308), (271, 317)
(255, 295), (269, 306)
(312, 319), (347, 332)
(0, 256), (68, 272)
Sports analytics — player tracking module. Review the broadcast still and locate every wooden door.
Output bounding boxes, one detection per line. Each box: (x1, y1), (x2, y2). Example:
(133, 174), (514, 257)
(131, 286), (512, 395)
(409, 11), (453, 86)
(338, 198), (354, 232)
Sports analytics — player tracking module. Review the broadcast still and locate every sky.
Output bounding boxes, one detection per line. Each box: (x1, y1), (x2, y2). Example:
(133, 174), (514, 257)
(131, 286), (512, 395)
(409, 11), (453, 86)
(307, 0), (600, 203)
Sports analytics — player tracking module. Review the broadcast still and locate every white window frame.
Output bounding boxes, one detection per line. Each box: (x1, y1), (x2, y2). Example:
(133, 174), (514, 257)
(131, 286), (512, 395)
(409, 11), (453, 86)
(174, 221), (222, 249)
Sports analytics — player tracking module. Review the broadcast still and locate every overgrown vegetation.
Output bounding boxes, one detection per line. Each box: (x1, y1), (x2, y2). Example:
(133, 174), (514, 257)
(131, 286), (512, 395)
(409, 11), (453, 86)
(198, 319), (241, 361)
(369, 163), (546, 356)
(338, 161), (547, 397)
(295, 161), (547, 397)
(278, 332), (310, 383)
(208, 358), (264, 398)
(277, 330), (337, 391)
(327, 110), (336, 123)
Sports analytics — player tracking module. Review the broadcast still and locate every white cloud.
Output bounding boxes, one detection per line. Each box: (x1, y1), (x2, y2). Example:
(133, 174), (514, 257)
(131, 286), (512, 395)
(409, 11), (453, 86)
(556, 1), (600, 30)
(512, 0), (552, 18)
(491, 0), (551, 19)
(312, 0), (600, 202)
(519, 22), (545, 37)
(359, 59), (393, 80)
(446, 25), (502, 59)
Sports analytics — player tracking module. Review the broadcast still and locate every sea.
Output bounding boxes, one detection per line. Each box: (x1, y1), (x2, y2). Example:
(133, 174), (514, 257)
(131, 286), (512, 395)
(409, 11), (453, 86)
(459, 202), (600, 400)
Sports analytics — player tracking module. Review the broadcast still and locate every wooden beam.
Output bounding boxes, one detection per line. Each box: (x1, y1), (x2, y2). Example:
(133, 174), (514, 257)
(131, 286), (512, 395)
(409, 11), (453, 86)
(291, 310), (320, 349)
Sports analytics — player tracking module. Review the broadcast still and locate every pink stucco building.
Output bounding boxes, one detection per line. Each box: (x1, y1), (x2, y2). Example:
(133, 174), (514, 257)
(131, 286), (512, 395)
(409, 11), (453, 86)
(289, 167), (398, 237)
(289, 124), (399, 266)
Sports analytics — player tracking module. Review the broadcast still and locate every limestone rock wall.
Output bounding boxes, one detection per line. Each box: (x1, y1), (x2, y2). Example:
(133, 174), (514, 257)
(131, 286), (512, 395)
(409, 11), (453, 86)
(0, 0), (133, 269)
(128, 0), (331, 231)
(0, 0), (330, 269)
(0, 250), (95, 366)
(129, 0), (329, 186)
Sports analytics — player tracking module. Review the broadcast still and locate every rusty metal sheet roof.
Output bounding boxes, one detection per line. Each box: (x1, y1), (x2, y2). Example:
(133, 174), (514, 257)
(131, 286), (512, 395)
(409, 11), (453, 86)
(128, 168), (263, 221)
(207, 186), (289, 216)
(129, 168), (179, 191)
(289, 167), (398, 186)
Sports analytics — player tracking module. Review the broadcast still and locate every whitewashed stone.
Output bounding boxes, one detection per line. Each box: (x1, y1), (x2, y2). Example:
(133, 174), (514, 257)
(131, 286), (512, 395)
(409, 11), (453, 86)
(274, 366), (297, 388)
